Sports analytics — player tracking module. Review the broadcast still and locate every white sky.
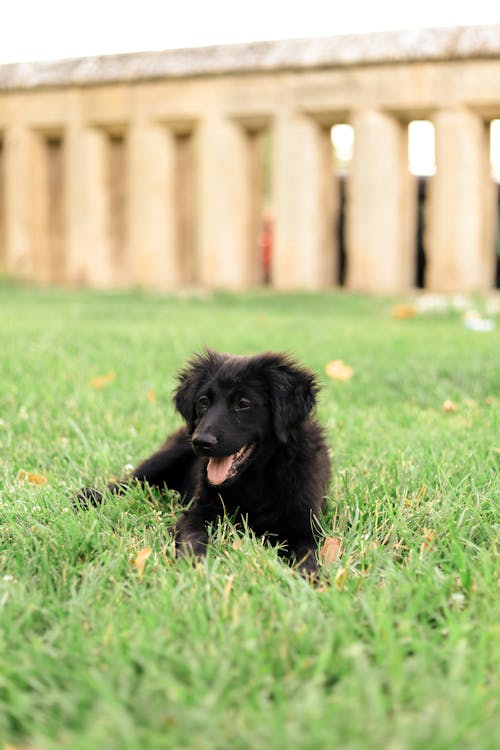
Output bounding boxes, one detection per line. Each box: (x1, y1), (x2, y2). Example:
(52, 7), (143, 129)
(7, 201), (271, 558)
(1, 0), (499, 65)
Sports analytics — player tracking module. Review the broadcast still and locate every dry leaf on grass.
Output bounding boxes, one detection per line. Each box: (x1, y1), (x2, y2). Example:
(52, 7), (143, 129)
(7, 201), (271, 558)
(392, 304), (417, 319)
(320, 536), (343, 566)
(17, 470), (48, 485)
(325, 360), (354, 382)
(420, 529), (436, 557)
(442, 399), (457, 413)
(132, 547), (152, 577)
(89, 371), (116, 389)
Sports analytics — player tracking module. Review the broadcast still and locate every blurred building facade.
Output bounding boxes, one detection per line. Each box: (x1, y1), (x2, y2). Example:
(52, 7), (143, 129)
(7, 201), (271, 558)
(0, 25), (499, 292)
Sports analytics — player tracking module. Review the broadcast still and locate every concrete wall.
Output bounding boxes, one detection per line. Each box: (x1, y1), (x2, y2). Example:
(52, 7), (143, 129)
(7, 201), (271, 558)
(0, 24), (499, 292)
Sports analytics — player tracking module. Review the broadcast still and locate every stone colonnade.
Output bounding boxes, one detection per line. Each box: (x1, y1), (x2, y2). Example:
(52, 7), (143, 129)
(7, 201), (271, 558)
(0, 26), (499, 292)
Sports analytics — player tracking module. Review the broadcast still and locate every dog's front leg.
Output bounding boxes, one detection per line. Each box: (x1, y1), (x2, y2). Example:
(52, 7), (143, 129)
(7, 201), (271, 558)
(286, 538), (319, 578)
(175, 501), (219, 560)
(75, 428), (195, 509)
(75, 480), (128, 509)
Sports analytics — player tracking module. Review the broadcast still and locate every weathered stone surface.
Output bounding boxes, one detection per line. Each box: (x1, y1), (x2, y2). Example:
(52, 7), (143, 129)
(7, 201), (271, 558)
(0, 25), (499, 90)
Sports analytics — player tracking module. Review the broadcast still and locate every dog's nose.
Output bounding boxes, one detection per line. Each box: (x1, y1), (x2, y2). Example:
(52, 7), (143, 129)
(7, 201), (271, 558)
(192, 432), (218, 452)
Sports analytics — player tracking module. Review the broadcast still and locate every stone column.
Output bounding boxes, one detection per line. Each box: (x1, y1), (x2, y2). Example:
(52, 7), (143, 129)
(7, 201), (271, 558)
(65, 93), (85, 285)
(30, 132), (48, 283)
(198, 114), (257, 288)
(30, 132), (66, 285)
(82, 127), (114, 288)
(426, 109), (495, 291)
(3, 121), (34, 280)
(273, 112), (335, 289)
(128, 121), (183, 290)
(346, 109), (416, 292)
(66, 98), (113, 288)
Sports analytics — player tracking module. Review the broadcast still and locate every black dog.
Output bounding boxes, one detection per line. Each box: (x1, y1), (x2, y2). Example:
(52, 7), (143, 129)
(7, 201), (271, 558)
(78, 350), (331, 575)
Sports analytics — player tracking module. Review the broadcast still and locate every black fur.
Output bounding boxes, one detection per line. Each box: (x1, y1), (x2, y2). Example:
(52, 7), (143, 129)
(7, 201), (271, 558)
(77, 350), (331, 575)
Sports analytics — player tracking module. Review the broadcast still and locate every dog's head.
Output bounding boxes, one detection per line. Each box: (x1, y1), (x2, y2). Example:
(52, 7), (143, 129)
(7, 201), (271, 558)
(174, 349), (319, 487)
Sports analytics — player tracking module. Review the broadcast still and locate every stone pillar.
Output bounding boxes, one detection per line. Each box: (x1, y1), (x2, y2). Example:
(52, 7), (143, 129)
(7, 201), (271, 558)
(65, 93), (85, 285)
(66, 100), (114, 288)
(3, 122), (34, 279)
(30, 132), (66, 285)
(426, 109), (495, 291)
(346, 109), (416, 292)
(273, 112), (335, 289)
(82, 127), (115, 287)
(68, 124), (110, 287)
(31, 133), (50, 284)
(198, 114), (258, 288)
(128, 121), (168, 289)
(128, 121), (184, 290)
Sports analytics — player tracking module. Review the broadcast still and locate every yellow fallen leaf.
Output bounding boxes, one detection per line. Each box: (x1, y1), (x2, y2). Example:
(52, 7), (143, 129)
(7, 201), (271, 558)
(89, 371), (116, 389)
(420, 529), (436, 557)
(132, 547), (152, 577)
(325, 360), (354, 382)
(320, 536), (343, 566)
(17, 470), (48, 485)
(442, 399), (457, 413)
(392, 304), (417, 319)
(146, 388), (156, 403)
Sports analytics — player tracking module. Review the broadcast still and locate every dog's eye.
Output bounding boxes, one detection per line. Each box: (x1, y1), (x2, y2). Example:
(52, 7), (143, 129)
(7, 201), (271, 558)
(197, 396), (210, 413)
(234, 397), (251, 411)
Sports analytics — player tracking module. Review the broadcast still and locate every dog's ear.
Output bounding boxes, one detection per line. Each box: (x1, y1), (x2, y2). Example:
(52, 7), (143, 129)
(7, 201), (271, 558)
(263, 355), (319, 443)
(173, 349), (223, 433)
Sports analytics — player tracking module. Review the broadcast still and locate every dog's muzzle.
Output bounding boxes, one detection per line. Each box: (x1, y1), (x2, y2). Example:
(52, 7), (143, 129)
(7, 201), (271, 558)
(206, 443), (256, 485)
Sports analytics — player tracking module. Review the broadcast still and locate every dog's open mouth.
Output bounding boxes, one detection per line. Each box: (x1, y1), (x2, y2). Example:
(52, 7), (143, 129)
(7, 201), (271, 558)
(207, 443), (256, 486)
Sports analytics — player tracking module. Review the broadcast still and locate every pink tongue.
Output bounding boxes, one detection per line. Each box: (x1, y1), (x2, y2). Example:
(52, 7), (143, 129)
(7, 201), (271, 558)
(207, 454), (235, 485)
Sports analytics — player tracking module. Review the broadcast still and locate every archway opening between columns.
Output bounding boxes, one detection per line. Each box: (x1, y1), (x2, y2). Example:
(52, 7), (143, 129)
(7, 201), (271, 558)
(331, 123), (354, 287)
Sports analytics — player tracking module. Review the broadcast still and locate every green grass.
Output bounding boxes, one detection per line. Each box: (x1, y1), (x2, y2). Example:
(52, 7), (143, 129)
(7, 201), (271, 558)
(0, 284), (498, 750)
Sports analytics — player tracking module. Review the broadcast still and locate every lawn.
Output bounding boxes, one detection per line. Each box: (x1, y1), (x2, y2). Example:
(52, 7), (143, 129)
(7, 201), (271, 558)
(0, 285), (498, 750)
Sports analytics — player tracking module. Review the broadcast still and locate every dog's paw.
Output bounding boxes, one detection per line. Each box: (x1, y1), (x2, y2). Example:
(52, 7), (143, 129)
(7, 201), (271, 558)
(175, 531), (209, 561)
(74, 487), (104, 510)
(290, 547), (319, 581)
